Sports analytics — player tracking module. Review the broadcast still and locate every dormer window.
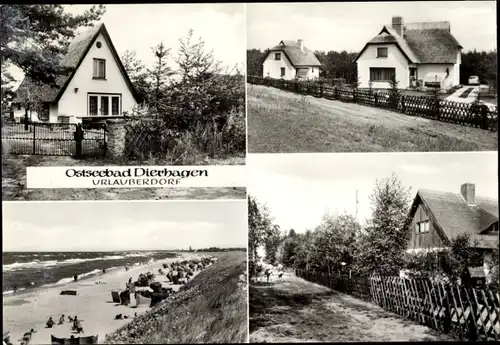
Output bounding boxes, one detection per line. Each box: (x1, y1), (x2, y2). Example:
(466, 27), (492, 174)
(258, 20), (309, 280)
(416, 220), (430, 234)
(377, 47), (388, 58)
(275, 53), (281, 60)
(93, 58), (106, 79)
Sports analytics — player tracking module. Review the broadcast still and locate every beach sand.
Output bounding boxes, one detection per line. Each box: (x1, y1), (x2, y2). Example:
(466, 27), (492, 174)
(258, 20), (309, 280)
(3, 253), (203, 344)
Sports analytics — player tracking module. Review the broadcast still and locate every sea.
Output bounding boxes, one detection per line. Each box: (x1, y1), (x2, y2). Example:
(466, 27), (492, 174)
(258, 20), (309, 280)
(2, 251), (178, 295)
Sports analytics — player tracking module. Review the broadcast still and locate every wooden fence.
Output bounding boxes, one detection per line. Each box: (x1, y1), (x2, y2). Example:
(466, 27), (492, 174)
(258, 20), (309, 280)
(247, 75), (498, 132)
(296, 269), (500, 341)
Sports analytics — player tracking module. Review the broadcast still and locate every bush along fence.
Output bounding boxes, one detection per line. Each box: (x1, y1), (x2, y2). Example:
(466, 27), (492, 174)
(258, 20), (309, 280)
(247, 76), (498, 132)
(296, 269), (500, 341)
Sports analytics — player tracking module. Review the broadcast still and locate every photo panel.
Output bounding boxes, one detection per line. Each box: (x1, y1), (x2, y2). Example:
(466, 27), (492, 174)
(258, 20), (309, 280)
(247, 151), (498, 342)
(246, 1), (497, 153)
(2, 3), (246, 201)
(2, 199), (248, 344)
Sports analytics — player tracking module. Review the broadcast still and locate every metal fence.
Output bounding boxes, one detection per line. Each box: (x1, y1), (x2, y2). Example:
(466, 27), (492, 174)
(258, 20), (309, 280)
(247, 75), (498, 132)
(1, 122), (106, 157)
(296, 269), (500, 341)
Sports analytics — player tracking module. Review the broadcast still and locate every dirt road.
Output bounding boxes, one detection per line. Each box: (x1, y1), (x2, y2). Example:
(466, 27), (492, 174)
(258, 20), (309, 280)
(250, 273), (454, 342)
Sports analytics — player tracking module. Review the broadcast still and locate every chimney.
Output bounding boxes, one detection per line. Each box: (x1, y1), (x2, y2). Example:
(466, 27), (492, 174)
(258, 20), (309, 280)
(297, 39), (304, 52)
(460, 183), (475, 205)
(392, 16), (404, 37)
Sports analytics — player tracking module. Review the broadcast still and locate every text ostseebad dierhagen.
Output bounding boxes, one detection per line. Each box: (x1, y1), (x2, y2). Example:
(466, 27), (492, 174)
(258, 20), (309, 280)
(65, 168), (208, 186)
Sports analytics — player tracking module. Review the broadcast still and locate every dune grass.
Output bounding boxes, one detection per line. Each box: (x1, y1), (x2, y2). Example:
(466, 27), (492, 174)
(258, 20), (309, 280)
(247, 84), (498, 153)
(105, 251), (248, 344)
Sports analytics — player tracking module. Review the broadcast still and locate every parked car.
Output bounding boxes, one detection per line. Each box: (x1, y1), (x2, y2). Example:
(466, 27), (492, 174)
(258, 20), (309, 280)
(468, 76), (480, 85)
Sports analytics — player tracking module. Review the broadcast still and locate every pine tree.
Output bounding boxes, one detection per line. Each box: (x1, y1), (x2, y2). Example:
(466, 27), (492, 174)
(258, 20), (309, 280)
(121, 50), (151, 105)
(1, 5), (106, 86)
(148, 42), (174, 117)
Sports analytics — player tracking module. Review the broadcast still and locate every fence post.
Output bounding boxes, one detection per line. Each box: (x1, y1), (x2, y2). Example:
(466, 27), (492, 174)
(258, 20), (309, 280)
(334, 87), (338, 100)
(353, 89), (357, 103)
(481, 105), (489, 130)
(401, 95), (406, 113)
(24, 109), (29, 131)
(319, 84), (323, 98)
(435, 99), (441, 120)
(32, 122), (36, 154)
(74, 124), (83, 158)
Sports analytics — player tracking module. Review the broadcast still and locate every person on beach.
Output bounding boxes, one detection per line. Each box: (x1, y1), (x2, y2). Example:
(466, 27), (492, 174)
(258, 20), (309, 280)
(3, 331), (13, 345)
(73, 274), (78, 282)
(21, 329), (36, 345)
(102, 268), (106, 274)
(58, 314), (65, 325)
(46, 317), (55, 328)
(13, 286), (18, 293)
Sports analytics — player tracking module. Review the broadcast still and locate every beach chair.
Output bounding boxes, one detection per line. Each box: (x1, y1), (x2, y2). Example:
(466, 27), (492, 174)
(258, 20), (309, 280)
(111, 290), (120, 303)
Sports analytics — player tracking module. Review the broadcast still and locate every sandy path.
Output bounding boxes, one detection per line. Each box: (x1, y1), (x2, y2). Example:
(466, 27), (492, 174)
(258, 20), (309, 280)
(3, 254), (203, 344)
(250, 272), (454, 343)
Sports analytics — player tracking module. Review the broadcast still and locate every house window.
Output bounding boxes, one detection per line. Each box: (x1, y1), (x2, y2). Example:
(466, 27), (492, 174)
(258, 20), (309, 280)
(416, 220), (430, 234)
(100, 96), (109, 115)
(370, 67), (396, 82)
(280, 67), (285, 77)
(275, 53), (281, 60)
(377, 47), (388, 58)
(312, 68), (315, 73)
(112, 97), (120, 115)
(89, 96), (98, 115)
(93, 59), (106, 79)
(88, 94), (121, 116)
(16, 103), (22, 111)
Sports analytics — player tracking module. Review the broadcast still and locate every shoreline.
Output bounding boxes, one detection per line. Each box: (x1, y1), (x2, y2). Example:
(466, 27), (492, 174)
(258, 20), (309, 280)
(2, 259), (156, 298)
(3, 253), (204, 345)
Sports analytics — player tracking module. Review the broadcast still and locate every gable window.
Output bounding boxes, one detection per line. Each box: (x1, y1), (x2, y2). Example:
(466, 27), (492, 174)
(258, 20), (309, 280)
(93, 58), (106, 79)
(280, 67), (285, 77)
(312, 68), (315, 73)
(88, 93), (121, 116)
(275, 53), (281, 60)
(16, 103), (22, 111)
(416, 220), (430, 234)
(370, 67), (396, 82)
(377, 47), (388, 58)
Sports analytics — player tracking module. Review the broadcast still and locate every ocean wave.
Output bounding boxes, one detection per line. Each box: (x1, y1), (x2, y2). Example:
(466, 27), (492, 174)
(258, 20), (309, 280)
(3, 252), (154, 272)
(3, 287), (26, 295)
(50, 269), (103, 286)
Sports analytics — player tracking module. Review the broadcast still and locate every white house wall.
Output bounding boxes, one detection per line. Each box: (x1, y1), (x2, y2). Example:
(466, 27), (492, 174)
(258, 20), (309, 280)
(58, 32), (137, 119)
(357, 44), (410, 88)
(417, 63), (459, 90)
(297, 66), (320, 80)
(263, 51), (296, 80)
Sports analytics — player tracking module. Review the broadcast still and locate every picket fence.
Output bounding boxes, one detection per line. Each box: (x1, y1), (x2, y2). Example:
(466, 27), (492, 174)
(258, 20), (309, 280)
(296, 269), (500, 341)
(247, 75), (498, 132)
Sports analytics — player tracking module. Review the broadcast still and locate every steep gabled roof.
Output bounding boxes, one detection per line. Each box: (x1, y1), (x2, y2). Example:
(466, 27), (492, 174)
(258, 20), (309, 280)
(13, 23), (138, 104)
(410, 189), (499, 249)
(354, 21), (462, 64)
(265, 40), (321, 67)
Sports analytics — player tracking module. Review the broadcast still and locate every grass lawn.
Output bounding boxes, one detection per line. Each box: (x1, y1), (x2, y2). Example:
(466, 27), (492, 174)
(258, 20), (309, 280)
(247, 84), (498, 153)
(1, 155), (246, 201)
(106, 251), (248, 344)
(250, 272), (453, 342)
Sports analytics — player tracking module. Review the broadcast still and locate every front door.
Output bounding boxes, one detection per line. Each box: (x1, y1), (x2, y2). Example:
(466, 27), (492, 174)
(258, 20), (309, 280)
(409, 67), (418, 87)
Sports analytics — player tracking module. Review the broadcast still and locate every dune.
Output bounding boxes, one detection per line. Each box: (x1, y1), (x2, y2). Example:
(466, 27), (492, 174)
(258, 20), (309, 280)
(2, 253), (203, 345)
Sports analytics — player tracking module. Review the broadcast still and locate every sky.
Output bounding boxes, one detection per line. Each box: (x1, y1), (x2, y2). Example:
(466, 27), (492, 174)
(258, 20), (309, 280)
(248, 152), (498, 234)
(8, 3), (245, 88)
(247, 1), (497, 52)
(2, 200), (247, 252)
